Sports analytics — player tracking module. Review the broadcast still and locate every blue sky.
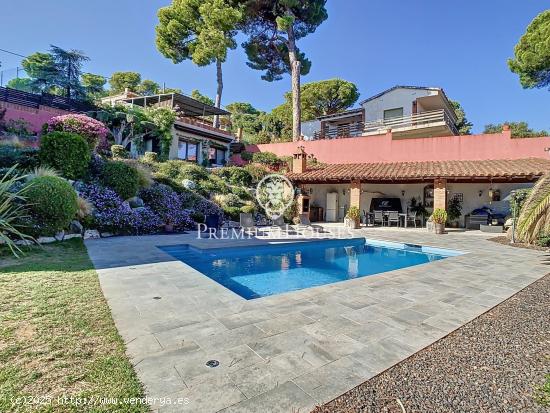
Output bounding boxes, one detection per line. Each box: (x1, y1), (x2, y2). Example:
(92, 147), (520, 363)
(1, 1), (548, 133)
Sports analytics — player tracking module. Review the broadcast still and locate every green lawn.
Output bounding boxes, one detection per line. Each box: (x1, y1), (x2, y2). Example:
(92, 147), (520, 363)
(0, 240), (148, 413)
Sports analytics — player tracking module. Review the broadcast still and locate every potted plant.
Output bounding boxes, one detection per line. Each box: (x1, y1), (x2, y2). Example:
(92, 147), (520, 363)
(447, 196), (462, 228)
(344, 206), (361, 229)
(431, 208), (447, 234)
(409, 197), (429, 223)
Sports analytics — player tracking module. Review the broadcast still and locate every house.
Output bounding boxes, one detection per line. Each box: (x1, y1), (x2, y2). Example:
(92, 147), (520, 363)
(302, 85), (458, 140)
(246, 126), (550, 228)
(102, 91), (234, 167)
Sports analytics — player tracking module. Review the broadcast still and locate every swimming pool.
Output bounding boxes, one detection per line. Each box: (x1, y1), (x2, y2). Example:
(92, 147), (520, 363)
(160, 238), (461, 300)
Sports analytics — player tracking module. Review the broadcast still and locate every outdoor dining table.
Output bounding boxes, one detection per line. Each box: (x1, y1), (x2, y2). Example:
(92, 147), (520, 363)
(364, 211), (410, 227)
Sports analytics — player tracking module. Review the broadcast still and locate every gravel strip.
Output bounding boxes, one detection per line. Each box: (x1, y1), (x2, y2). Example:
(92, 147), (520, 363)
(489, 236), (550, 252)
(311, 274), (550, 413)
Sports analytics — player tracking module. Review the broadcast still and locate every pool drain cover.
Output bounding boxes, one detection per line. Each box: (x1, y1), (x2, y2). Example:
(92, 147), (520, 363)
(153, 296), (162, 300)
(206, 360), (219, 368)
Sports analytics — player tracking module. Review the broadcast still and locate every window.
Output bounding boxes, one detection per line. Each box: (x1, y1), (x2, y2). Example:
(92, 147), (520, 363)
(177, 140), (198, 162)
(208, 147), (226, 166)
(383, 107), (404, 120)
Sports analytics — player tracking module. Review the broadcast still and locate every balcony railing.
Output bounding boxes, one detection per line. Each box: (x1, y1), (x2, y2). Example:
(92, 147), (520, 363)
(312, 109), (458, 140)
(177, 116), (233, 137)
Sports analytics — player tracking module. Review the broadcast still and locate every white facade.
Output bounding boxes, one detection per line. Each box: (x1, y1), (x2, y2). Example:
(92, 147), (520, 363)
(361, 87), (442, 122)
(301, 86), (457, 140)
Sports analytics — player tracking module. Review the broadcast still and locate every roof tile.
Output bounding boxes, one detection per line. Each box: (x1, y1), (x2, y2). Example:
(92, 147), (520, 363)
(287, 158), (550, 182)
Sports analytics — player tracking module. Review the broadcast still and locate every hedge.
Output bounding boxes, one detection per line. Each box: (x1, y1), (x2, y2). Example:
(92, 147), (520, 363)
(40, 132), (91, 180)
(24, 176), (78, 236)
(100, 160), (139, 200)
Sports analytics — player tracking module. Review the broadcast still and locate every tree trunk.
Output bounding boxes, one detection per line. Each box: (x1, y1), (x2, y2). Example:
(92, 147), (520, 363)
(287, 23), (301, 142)
(213, 58), (223, 129)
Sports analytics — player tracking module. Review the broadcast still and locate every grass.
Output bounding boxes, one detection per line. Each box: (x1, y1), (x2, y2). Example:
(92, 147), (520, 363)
(0, 239), (148, 413)
(535, 371), (550, 407)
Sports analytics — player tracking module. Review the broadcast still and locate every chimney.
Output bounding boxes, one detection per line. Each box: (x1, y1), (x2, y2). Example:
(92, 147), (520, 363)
(292, 146), (307, 174)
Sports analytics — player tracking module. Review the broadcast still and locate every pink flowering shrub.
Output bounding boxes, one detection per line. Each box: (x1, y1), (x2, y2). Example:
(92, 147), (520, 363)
(45, 114), (109, 151)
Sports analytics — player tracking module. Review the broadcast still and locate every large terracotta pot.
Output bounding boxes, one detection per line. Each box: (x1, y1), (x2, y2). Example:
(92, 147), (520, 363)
(434, 223), (445, 234)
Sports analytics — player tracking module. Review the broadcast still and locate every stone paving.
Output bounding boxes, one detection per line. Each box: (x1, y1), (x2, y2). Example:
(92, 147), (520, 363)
(84, 227), (548, 413)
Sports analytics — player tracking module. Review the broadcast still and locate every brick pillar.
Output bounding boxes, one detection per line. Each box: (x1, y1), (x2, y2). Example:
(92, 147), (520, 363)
(434, 178), (447, 210)
(350, 179), (361, 209)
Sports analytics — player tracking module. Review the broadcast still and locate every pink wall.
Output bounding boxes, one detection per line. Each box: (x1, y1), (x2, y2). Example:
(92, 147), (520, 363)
(1, 102), (71, 134)
(245, 131), (550, 164)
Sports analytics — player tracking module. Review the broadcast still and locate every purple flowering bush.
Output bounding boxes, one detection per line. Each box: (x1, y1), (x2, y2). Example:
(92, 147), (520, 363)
(78, 184), (161, 234)
(45, 114), (109, 151)
(139, 184), (195, 230)
(177, 189), (224, 221)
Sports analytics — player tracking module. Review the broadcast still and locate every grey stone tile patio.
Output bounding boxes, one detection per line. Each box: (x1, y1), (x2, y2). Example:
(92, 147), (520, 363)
(85, 226), (548, 412)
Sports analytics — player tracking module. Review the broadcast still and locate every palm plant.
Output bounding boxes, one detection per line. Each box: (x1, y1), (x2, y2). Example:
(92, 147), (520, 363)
(516, 174), (550, 243)
(0, 166), (34, 256)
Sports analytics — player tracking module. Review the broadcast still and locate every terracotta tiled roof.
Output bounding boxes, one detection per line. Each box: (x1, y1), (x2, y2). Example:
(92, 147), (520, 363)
(287, 158), (550, 182)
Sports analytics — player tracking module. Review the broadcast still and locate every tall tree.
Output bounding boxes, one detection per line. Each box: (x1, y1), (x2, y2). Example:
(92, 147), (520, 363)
(20, 52), (58, 93)
(450, 100), (473, 135)
(109, 71), (142, 94)
(508, 10), (550, 89)
(82, 73), (107, 100)
(6, 78), (35, 93)
(137, 79), (161, 96)
(240, 0), (328, 141)
(191, 89), (215, 106)
(49, 45), (89, 99)
(484, 122), (548, 138)
(156, 0), (242, 127)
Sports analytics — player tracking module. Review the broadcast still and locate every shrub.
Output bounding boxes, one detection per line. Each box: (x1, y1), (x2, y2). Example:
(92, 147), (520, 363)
(24, 176), (78, 236)
(120, 159), (153, 189)
(0, 145), (40, 170)
(142, 152), (158, 164)
(76, 196), (93, 220)
(251, 151), (280, 166)
(86, 153), (106, 182)
(240, 151), (253, 162)
(536, 234), (550, 247)
(231, 186), (253, 201)
(240, 204), (255, 214)
(26, 166), (59, 181)
(157, 160), (208, 182)
(40, 132), (91, 180)
(78, 184), (162, 235)
(198, 175), (230, 195)
(243, 163), (270, 184)
(111, 144), (129, 159)
(223, 206), (241, 221)
(213, 166), (253, 187)
(139, 184), (194, 230)
(431, 208), (447, 224)
(212, 193), (243, 209)
(194, 196), (224, 218)
(0, 166), (34, 256)
(345, 206), (360, 221)
(447, 196), (462, 222)
(100, 160), (139, 200)
(45, 114), (109, 150)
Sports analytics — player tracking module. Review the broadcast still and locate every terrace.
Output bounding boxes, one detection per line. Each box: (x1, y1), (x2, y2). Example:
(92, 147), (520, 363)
(84, 226), (548, 412)
(312, 109), (458, 140)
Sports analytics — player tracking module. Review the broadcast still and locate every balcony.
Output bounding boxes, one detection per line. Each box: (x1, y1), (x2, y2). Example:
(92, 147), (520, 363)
(312, 109), (458, 140)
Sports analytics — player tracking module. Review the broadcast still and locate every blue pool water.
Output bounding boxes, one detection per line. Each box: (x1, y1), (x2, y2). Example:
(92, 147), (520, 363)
(159, 238), (457, 300)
